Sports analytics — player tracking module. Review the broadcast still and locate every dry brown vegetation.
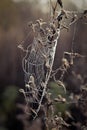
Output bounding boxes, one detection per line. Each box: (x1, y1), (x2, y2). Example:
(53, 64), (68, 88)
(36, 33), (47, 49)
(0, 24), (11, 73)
(0, 0), (87, 130)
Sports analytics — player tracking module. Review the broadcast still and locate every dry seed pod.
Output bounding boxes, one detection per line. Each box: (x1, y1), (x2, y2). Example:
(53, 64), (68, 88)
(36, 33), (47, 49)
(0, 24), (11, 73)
(57, 95), (66, 102)
(50, 23), (56, 34)
(19, 89), (25, 94)
(28, 75), (36, 88)
(62, 58), (70, 69)
(54, 97), (66, 103)
(36, 19), (46, 28)
(65, 111), (74, 119)
(70, 14), (78, 26)
(56, 80), (66, 93)
(29, 75), (34, 83)
(45, 61), (51, 69)
(28, 21), (36, 32)
(25, 84), (30, 89)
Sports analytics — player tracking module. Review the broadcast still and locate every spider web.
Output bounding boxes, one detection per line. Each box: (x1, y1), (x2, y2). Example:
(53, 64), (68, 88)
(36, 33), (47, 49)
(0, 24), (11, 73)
(19, 5), (87, 118)
(22, 37), (45, 85)
(21, 20), (60, 117)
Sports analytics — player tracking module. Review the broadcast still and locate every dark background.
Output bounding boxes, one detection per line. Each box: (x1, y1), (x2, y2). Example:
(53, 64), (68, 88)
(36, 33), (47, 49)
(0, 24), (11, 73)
(0, 0), (87, 130)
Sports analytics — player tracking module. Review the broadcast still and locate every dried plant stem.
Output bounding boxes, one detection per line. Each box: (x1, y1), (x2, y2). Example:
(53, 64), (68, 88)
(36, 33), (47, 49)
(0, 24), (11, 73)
(34, 30), (60, 119)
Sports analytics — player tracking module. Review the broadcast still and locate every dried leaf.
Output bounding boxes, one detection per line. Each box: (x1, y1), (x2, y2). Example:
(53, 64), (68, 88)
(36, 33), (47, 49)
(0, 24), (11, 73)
(57, 0), (63, 8)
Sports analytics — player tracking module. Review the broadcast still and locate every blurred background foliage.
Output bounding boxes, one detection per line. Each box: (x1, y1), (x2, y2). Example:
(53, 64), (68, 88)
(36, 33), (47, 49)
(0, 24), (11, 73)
(0, 0), (18, 30)
(0, 0), (87, 130)
(49, 82), (69, 114)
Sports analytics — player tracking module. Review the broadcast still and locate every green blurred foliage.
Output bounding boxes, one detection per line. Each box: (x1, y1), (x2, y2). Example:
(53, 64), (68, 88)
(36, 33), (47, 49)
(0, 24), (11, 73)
(2, 86), (18, 112)
(0, 86), (18, 130)
(0, 127), (7, 130)
(49, 82), (69, 114)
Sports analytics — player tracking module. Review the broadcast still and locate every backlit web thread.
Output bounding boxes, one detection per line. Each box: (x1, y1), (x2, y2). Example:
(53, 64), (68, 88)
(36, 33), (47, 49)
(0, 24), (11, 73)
(22, 31), (50, 110)
(21, 14), (74, 115)
(21, 19), (60, 117)
(21, 15), (69, 116)
(18, 0), (87, 118)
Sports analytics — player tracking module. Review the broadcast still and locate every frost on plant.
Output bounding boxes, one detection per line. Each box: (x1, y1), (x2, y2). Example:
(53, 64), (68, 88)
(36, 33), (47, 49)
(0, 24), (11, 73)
(18, 0), (87, 129)
(20, 18), (60, 118)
